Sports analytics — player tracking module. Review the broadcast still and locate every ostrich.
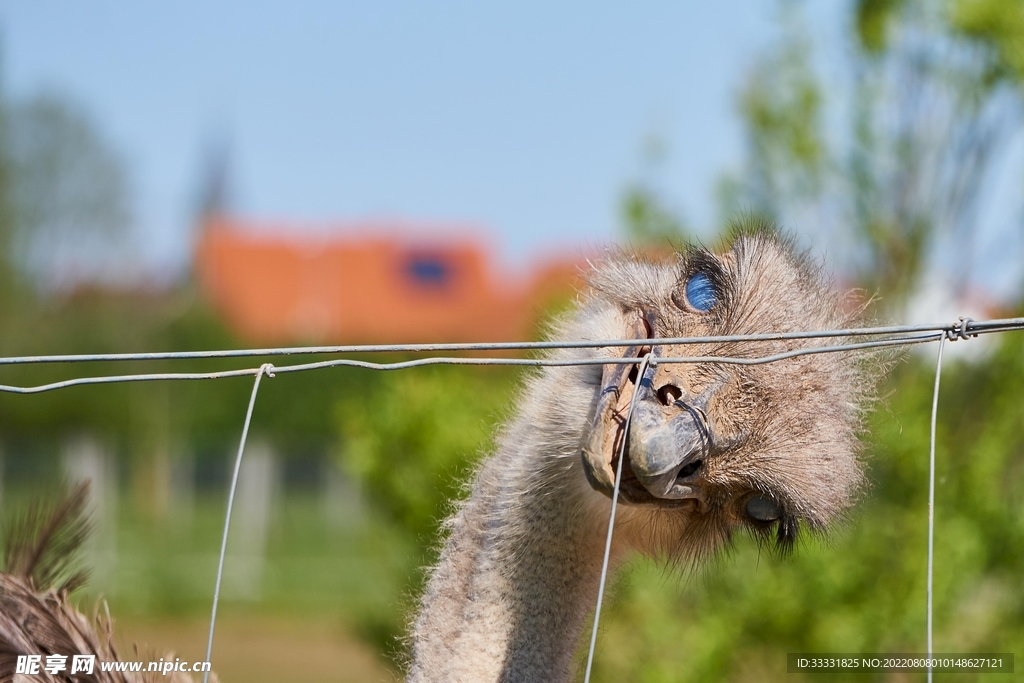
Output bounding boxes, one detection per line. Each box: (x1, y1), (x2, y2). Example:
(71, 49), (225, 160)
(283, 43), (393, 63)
(407, 227), (871, 682)
(0, 483), (207, 683)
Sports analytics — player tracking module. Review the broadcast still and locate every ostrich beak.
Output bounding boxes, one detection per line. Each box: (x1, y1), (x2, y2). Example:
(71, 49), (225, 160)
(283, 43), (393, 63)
(582, 331), (722, 505)
(581, 317), (716, 506)
(626, 366), (710, 500)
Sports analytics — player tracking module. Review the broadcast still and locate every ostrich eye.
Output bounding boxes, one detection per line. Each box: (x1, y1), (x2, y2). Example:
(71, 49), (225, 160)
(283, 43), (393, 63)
(684, 272), (717, 312)
(745, 496), (781, 523)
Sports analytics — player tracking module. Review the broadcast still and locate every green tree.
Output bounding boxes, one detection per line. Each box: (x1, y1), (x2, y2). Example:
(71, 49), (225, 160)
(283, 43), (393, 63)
(7, 92), (133, 291)
(0, 62), (22, 322)
(723, 0), (1024, 310)
(335, 365), (515, 542)
(621, 185), (689, 248)
(721, 9), (826, 224)
(620, 133), (691, 248)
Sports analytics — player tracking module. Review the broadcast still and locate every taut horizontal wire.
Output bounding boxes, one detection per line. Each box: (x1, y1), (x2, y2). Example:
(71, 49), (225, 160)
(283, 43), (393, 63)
(1, 317), (1021, 366)
(0, 332), (941, 395)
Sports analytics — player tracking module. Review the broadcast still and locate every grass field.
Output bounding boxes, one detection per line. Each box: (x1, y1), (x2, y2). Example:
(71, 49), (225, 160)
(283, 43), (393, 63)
(115, 614), (397, 683)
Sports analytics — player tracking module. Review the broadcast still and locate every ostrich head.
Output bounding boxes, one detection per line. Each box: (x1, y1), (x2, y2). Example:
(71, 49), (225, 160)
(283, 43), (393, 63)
(574, 228), (869, 562)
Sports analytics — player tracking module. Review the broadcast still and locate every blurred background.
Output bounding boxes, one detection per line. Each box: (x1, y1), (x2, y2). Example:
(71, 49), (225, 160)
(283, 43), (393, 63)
(1, 1), (1023, 681)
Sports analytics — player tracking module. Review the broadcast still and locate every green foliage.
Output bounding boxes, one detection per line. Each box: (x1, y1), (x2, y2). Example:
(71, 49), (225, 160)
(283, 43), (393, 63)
(335, 365), (516, 541)
(716, 6), (828, 231)
(0, 74), (21, 319)
(619, 130), (690, 248)
(856, 0), (907, 53)
(6, 93), (133, 288)
(737, 25), (826, 219)
(729, 0), (1024, 311)
(621, 185), (689, 247)
(951, 0), (1024, 84)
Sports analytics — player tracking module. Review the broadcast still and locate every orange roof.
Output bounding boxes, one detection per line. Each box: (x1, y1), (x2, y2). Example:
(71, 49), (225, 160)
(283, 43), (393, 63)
(194, 217), (584, 344)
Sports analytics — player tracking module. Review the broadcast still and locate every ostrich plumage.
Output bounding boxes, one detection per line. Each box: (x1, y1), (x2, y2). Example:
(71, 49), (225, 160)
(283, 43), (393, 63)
(407, 228), (872, 682)
(0, 484), (206, 683)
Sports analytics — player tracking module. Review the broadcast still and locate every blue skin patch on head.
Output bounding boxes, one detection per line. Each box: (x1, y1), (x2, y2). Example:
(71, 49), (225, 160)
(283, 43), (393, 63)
(685, 272), (717, 311)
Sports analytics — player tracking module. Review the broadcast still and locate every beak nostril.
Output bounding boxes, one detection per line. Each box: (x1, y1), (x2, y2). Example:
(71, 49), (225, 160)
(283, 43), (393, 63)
(677, 459), (702, 479)
(657, 384), (682, 406)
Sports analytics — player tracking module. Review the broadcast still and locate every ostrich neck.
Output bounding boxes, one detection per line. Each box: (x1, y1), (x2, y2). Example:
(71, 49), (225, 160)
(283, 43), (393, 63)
(407, 429), (617, 683)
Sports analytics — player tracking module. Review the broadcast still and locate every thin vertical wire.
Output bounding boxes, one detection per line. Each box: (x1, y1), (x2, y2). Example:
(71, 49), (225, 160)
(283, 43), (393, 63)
(927, 338), (944, 683)
(583, 353), (652, 683)
(203, 363), (274, 683)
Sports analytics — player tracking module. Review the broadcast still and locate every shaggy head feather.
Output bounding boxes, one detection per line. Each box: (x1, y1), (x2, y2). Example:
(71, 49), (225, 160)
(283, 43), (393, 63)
(549, 227), (873, 563)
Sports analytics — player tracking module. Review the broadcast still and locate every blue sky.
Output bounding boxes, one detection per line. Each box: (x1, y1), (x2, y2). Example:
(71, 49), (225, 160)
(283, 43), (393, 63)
(1, 2), (845, 275)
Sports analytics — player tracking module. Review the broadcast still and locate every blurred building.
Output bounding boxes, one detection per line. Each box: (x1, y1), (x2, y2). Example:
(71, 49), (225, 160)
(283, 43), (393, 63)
(194, 216), (584, 344)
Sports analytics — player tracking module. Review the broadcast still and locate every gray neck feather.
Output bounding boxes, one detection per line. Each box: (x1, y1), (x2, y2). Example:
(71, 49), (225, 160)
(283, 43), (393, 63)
(407, 367), (619, 683)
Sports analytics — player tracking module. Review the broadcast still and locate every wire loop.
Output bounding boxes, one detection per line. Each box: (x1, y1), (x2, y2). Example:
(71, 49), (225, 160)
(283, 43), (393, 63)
(946, 316), (976, 342)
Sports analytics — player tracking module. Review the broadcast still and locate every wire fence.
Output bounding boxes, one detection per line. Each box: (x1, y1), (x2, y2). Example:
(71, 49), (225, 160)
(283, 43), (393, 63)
(2, 315), (1022, 682)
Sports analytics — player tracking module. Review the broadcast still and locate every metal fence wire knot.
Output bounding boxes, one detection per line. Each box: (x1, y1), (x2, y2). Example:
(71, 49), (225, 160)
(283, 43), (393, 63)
(946, 316), (976, 342)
